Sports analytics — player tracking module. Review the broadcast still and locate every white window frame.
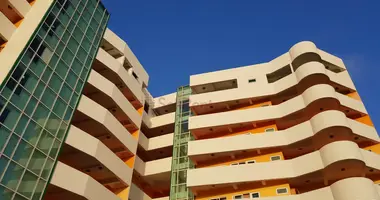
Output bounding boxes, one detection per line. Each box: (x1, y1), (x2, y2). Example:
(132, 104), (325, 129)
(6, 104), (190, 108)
(246, 160), (256, 164)
(251, 192), (260, 198)
(265, 128), (275, 132)
(270, 155), (281, 161)
(276, 187), (289, 195)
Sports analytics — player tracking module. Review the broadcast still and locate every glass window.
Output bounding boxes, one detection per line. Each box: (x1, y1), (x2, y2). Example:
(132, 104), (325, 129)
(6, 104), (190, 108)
(32, 178), (46, 200)
(246, 160), (256, 164)
(24, 97), (37, 117)
(12, 139), (34, 167)
(66, 71), (78, 88)
(17, 170), (38, 198)
(49, 73), (63, 92)
(265, 128), (275, 132)
(62, 48), (74, 66)
(41, 158), (54, 179)
(14, 114), (29, 136)
(1, 161), (24, 190)
(37, 130), (54, 154)
(276, 188), (288, 194)
(0, 126), (11, 151)
(41, 87), (56, 108)
(33, 103), (50, 126)
(248, 78), (256, 83)
(23, 120), (42, 146)
(251, 192), (260, 198)
(55, 61), (69, 79)
(41, 67), (53, 83)
(60, 83), (72, 102)
(49, 139), (61, 159)
(27, 149), (46, 176)
(53, 97), (66, 118)
(271, 155), (281, 161)
(2, 103), (21, 130)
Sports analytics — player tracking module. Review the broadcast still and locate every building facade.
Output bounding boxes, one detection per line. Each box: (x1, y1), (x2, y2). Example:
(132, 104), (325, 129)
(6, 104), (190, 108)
(0, 1), (379, 200)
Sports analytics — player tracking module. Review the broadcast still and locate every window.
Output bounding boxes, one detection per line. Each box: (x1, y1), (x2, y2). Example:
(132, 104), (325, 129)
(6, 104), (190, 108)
(234, 193), (249, 199)
(270, 155), (281, 161)
(251, 192), (260, 198)
(248, 78), (256, 83)
(265, 128), (275, 132)
(276, 188), (288, 194)
(230, 163), (238, 166)
(246, 160), (256, 164)
(238, 162), (245, 165)
(261, 104), (269, 107)
(210, 197), (226, 200)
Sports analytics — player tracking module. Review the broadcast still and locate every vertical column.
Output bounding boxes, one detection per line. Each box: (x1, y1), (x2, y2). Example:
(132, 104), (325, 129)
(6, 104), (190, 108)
(170, 86), (194, 200)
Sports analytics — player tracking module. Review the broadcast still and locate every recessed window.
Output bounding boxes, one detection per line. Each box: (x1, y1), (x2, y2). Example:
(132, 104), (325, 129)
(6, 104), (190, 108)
(230, 163), (238, 166)
(246, 160), (256, 164)
(270, 155), (281, 161)
(251, 192), (260, 198)
(238, 162), (245, 165)
(233, 195), (242, 199)
(248, 78), (256, 83)
(276, 188), (288, 195)
(265, 128), (275, 132)
(210, 197), (226, 200)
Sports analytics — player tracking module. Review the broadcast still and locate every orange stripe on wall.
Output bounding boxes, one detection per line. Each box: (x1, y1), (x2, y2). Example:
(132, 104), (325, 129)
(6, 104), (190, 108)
(198, 152), (284, 168)
(347, 92), (361, 101)
(364, 144), (380, 154)
(355, 115), (374, 127)
(196, 183), (291, 200)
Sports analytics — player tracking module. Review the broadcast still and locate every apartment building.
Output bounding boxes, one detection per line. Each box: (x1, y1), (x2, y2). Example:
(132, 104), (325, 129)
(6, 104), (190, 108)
(0, 1), (379, 200)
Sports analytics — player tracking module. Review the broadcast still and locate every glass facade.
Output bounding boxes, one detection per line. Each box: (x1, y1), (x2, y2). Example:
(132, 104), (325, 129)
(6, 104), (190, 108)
(170, 86), (194, 200)
(0, 0), (109, 199)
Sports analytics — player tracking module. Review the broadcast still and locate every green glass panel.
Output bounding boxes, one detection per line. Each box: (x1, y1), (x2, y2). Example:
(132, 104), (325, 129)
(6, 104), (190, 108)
(17, 170), (38, 198)
(12, 139), (34, 167)
(1, 161), (23, 190)
(27, 149), (46, 176)
(0, 126), (11, 150)
(23, 120), (42, 146)
(37, 130), (54, 154)
(15, 115), (29, 136)
(0, 185), (14, 199)
(31, 179), (46, 200)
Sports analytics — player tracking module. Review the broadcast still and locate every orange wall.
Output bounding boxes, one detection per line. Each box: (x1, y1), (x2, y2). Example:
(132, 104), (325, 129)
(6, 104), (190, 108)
(364, 144), (380, 154)
(235, 101), (272, 111)
(199, 152), (284, 168)
(218, 124), (278, 138)
(196, 184), (291, 200)
(355, 115), (374, 127)
(117, 187), (129, 200)
(125, 156), (135, 168)
(347, 92), (361, 101)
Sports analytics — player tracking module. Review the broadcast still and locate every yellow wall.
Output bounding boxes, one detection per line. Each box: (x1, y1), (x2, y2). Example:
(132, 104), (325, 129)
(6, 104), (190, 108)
(355, 115), (374, 127)
(198, 152), (284, 168)
(196, 184), (291, 200)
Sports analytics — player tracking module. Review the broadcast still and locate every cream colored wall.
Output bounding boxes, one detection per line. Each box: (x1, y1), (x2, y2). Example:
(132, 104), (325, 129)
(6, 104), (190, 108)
(50, 162), (120, 200)
(0, 0), (52, 83)
(187, 141), (380, 187)
(103, 28), (149, 87)
(77, 95), (138, 154)
(138, 132), (173, 151)
(96, 48), (145, 104)
(189, 84), (366, 130)
(8, 0), (31, 17)
(66, 126), (133, 185)
(134, 156), (171, 177)
(188, 110), (378, 157)
(142, 112), (175, 128)
(153, 92), (176, 109)
(87, 69), (142, 128)
(0, 12), (16, 40)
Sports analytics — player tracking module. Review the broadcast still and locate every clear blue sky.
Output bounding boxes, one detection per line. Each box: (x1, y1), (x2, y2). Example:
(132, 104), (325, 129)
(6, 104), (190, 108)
(101, 0), (380, 128)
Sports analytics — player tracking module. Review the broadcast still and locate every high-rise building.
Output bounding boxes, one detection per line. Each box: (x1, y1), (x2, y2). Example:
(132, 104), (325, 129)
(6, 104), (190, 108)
(0, 1), (379, 200)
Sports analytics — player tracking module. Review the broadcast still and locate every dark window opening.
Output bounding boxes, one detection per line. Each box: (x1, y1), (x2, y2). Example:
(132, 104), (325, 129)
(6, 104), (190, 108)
(144, 102), (150, 113)
(248, 78), (256, 83)
(266, 65), (292, 83)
